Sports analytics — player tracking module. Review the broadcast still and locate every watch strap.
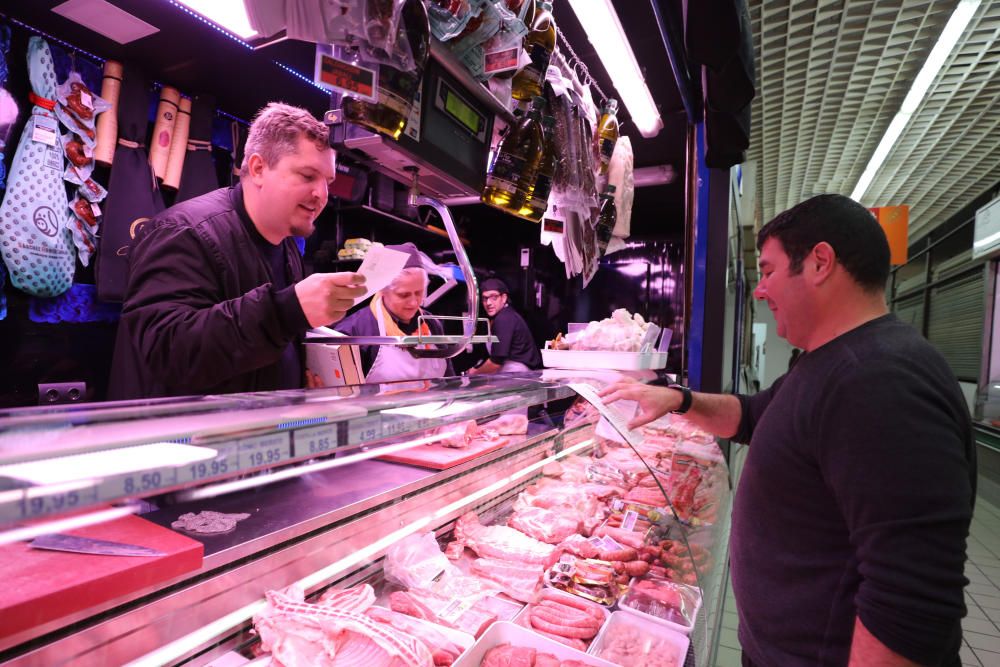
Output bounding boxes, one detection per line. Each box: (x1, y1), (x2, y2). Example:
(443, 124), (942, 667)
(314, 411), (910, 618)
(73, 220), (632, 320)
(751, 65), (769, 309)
(668, 384), (692, 414)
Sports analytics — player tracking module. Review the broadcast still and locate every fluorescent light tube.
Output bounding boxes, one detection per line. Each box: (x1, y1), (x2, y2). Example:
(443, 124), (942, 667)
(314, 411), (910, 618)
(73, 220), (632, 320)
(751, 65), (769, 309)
(173, 0), (258, 39)
(566, 0), (663, 137)
(851, 0), (981, 202)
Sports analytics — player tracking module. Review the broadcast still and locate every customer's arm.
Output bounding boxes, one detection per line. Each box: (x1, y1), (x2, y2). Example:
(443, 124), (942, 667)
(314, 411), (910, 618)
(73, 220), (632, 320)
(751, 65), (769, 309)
(848, 618), (923, 667)
(822, 362), (972, 667)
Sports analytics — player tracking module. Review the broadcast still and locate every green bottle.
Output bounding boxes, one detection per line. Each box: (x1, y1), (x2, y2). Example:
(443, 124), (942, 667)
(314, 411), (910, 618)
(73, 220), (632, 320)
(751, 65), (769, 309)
(520, 115), (556, 222)
(482, 96), (546, 216)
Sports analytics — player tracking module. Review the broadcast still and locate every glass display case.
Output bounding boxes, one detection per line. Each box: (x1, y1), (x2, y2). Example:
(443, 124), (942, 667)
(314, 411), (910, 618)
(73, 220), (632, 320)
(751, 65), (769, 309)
(0, 373), (732, 667)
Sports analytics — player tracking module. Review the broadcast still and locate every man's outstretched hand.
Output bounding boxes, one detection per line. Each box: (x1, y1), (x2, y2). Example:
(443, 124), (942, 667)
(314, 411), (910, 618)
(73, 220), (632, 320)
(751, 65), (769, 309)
(599, 381), (681, 429)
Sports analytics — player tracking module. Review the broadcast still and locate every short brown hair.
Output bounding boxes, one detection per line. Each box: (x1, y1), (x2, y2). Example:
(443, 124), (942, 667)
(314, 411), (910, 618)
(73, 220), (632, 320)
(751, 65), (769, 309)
(239, 102), (330, 178)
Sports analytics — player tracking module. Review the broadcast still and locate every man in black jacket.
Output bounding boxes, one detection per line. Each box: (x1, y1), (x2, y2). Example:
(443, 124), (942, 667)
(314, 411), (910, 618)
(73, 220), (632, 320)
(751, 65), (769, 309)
(602, 195), (974, 667)
(109, 103), (365, 399)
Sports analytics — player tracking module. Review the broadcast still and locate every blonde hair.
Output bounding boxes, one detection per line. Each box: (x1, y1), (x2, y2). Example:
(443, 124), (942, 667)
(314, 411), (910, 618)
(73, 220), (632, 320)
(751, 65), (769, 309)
(240, 102), (330, 178)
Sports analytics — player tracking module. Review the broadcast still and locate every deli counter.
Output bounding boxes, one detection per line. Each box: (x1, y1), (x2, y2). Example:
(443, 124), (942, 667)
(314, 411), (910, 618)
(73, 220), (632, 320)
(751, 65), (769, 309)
(0, 373), (733, 667)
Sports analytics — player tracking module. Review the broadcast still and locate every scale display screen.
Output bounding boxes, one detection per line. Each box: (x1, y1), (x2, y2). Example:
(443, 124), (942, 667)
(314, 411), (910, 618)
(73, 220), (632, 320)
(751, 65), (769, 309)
(437, 81), (486, 141)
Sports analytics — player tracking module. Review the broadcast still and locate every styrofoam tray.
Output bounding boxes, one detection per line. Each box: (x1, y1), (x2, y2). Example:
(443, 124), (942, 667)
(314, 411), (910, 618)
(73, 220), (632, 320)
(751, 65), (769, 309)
(618, 578), (702, 635)
(541, 349), (668, 371)
(454, 621), (617, 667)
(513, 587), (611, 648)
(588, 611), (690, 667)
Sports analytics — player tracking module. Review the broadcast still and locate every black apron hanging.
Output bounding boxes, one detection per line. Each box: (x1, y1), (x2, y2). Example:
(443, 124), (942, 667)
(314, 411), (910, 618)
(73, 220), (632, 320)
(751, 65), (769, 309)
(176, 93), (218, 202)
(229, 119), (247, 186)
(95, 63), (164, 303)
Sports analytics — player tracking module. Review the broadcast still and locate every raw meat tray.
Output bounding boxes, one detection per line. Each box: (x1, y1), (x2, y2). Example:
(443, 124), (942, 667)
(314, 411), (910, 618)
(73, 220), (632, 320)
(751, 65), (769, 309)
(541, 349), (668, 371)
(453, 621), (617, 667)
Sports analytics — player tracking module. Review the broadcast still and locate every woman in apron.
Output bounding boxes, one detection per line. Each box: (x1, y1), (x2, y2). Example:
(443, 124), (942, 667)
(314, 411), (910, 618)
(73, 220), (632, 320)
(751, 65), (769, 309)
(335, 243), (451, 384)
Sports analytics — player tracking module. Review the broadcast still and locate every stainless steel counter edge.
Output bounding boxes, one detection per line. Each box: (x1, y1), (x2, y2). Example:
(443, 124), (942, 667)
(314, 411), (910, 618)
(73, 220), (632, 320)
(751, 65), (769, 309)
(1, 427), (588, 666)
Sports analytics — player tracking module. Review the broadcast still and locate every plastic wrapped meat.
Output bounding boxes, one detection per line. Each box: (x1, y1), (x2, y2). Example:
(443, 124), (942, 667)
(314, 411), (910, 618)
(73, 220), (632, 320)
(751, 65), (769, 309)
(508, 507), (580, 544)
(596, 623), (681, 667)
(365, 607), (466, 666)
(469, 556), (543, 602)
(254, 587), (434, 667)
(451, 512), (557, 565)
(488, 413), (529, 436)
(562, 309), (651, 352)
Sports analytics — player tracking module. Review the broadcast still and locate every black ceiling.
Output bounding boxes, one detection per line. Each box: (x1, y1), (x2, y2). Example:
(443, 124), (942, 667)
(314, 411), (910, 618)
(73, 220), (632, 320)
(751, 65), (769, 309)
(0, 0), (688, 238)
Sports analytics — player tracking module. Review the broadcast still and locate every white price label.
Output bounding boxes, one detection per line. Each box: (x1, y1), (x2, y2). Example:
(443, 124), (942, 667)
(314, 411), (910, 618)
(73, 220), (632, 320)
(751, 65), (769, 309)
(90, 202), (102, 218)
(80, 90), (93, 109)
(621, 509), (639, 532)
(32, 116), (58, 146)
(348, 415), (383, 445)
(239, 433), (291, 469)
(295, 424), (337, 457)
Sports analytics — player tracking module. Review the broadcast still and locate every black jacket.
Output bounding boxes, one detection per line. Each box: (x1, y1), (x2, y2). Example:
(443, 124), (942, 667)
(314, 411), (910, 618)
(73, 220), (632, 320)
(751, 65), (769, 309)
(109, 186), (309, 399)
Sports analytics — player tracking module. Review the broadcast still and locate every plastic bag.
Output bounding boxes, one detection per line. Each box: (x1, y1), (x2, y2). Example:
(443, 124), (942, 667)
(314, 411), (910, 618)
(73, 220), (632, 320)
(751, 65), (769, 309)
(55, 71), (111, 144)
(384, 532), (455, 589)
(428, 0), (491, 41)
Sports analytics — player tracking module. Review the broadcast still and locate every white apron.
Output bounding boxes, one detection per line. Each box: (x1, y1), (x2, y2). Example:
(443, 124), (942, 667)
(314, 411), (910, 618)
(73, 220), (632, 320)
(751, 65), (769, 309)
(365, 296), (447, 384)
(486, 328), (532, 373)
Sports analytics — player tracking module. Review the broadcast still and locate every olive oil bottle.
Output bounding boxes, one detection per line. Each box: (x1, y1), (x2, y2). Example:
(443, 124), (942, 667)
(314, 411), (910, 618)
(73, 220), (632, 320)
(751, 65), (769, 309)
(594, 98), (619, 175)
(482, 96), (546, 215)
(344, 0), (430, 140)
(511, 1), (555, 101)
(595, 184), (617, 256)
(520, 115), (556, 221)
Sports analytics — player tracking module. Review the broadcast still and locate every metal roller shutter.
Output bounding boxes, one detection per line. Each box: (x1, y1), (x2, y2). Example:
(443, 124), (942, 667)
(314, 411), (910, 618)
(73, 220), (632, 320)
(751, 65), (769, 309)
(926, 269), (985, 381)
(893, 293), (925, 334)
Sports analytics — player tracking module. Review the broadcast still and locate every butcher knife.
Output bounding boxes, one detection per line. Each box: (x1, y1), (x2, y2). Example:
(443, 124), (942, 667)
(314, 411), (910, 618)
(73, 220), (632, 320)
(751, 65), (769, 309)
(29, 533), (166, 557)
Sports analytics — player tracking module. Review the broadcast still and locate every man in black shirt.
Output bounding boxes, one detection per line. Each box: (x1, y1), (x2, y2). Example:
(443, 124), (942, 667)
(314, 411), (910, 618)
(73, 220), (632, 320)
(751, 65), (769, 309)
(469, 278), (541, 374)
(110, 103), (366, 398)
(602, 194), (974, 667)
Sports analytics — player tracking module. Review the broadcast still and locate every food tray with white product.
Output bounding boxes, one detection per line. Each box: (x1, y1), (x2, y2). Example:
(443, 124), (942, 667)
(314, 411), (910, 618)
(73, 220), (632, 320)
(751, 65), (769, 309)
(513, 587), (611, 651)
(617, 578), (702, 636)
(543, 310), (669, 371)
(588, 610), (690, 667)
(454, 621), (617, 667)
(541, 349), (669, 371)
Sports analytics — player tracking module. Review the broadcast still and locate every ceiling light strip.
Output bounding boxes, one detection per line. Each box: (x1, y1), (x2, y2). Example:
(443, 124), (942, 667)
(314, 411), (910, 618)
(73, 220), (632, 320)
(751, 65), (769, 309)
(850, 0), (982, 202)
(565, 0), (663, 137)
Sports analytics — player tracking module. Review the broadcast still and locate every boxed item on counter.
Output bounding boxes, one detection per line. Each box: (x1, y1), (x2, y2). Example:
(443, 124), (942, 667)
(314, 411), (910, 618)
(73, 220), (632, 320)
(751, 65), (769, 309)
(453, 621), (616, 667)
(304, 327), (364, 388)
(617, 577), (701, 635)
(513, 587), (610, 651)
(588, 610), (689, 667)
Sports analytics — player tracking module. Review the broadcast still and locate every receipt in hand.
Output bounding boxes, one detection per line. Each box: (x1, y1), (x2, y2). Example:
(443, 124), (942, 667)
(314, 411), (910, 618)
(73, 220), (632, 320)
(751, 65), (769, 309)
(353, 244), (410, 305)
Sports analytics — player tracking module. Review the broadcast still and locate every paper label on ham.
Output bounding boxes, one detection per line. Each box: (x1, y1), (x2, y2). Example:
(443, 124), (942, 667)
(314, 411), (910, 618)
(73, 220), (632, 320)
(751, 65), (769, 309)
(33, 116), (59, 146)
(600, 536), (624, 551)
(621, 510), (638, 532)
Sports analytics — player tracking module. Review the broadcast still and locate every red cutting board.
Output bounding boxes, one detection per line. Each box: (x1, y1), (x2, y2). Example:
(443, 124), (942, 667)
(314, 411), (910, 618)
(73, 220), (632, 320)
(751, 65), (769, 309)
(0, 512), (203, 641)
(379, 437), (511, 469)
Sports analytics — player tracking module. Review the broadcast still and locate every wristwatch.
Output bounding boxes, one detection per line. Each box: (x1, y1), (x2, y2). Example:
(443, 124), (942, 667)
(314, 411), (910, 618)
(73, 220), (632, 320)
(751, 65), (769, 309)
(667, 384), (692, 414)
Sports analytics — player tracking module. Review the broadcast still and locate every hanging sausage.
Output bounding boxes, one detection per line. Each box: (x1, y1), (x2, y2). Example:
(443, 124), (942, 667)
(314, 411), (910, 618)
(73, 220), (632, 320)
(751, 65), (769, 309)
(162, 96), (191, 190)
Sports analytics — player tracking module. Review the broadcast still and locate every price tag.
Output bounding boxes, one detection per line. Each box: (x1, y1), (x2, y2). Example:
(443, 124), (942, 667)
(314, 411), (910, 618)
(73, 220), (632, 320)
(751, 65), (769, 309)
(315, 50), (378, 102)
(238, 433), (291, 470)
(16, 485), (96, 520)
(569, 382), (644, 447)
(80, 89), (93, 109)
(621, 510), (639, 532)
(113, 468), (177, 498)
(295, 424), (337, 457)
(179, 449), (237, 483)
(90, 202), (102, 218)
(483, 45), (520, 75)
(382, 416), (415, 437)
(32, 115), (58, 146)
(601, 536), (625, 551)
(348, 415), (383, 445)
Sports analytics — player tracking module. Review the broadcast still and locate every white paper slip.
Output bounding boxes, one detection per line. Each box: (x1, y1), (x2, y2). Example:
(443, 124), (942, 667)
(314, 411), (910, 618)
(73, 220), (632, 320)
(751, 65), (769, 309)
(353, 244), (410, 305)
(568, 382), (644, 447)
